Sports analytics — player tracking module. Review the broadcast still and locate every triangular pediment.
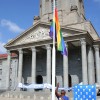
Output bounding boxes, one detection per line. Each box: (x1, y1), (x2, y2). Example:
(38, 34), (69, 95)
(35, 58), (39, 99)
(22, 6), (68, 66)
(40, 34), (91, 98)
(10, 26), (51, 46)
(5, 22), (51, 47)
(5, 22), (86, 48)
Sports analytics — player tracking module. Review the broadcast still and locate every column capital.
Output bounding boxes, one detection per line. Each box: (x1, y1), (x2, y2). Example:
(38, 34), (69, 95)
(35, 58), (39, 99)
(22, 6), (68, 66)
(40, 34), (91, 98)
(31, 47), (36, 52)
(46, 44), (51, 50)
(18, 48), (23, 54)
(93, 45), (99, 51)
(80, 38), (86, 45)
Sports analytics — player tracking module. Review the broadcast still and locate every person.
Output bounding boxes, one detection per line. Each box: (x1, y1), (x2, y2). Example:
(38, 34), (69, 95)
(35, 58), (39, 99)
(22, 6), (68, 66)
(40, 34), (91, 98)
(97, 89), (100, 96)
(55, 83), (69, 100)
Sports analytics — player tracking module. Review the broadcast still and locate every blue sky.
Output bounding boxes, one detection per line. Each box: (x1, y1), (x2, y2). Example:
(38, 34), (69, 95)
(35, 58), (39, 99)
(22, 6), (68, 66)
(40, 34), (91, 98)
(0, 0), (100, 54)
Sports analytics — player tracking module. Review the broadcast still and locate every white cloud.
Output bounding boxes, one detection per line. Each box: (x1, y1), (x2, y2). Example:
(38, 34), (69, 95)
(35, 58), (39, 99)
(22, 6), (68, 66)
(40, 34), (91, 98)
(0, 19), (24, 33)
(0, 42), (6, 54)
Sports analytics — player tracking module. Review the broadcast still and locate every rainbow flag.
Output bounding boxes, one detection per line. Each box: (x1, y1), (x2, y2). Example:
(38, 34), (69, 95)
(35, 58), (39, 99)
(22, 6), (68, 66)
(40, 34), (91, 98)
(49, 8), (67, 56)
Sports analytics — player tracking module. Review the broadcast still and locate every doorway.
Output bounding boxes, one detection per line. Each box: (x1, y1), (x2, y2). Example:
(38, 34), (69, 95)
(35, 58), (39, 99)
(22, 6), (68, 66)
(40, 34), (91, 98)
(36, 75), (43, 84)
(68, 74), (72, 87)
(35, 75), (43, 91)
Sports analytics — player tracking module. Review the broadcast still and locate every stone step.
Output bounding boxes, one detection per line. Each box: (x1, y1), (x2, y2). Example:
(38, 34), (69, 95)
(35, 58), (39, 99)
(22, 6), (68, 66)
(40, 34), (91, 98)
(0, 90), (100, 100)
(0, 90), (73, 100)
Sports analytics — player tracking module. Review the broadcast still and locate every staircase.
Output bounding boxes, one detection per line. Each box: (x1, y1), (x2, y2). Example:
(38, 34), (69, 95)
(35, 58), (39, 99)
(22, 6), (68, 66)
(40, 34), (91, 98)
(0, 90), (73, 100)
(0, 90), (100, 100)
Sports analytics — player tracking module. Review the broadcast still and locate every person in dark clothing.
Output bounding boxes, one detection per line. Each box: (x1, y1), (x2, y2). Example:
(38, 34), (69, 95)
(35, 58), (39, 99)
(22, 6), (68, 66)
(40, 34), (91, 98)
(97, 89), (100, 96)
(55, 83), (69, 100)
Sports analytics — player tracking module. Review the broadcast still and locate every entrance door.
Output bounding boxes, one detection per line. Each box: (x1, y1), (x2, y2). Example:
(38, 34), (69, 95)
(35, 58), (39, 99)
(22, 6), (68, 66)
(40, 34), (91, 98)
(36, 75), (43, 91)
(36, 75), (43, 84)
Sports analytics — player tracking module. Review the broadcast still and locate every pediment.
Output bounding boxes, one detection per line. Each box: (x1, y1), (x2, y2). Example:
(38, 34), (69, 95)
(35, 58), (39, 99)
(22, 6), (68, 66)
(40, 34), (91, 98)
(5, 26), (70, 47)
(5, 22), (85, 48)
(13, 27), (70, 46)
(12, 27), (51, 45)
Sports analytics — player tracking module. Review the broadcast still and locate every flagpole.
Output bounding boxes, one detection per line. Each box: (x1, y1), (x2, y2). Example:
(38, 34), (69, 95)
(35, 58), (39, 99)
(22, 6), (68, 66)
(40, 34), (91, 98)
(52, 0), (56, 100)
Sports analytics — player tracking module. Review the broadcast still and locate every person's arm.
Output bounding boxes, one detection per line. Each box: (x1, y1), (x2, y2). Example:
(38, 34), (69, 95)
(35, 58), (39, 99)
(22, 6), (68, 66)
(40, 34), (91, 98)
(55, 83), (61, 97)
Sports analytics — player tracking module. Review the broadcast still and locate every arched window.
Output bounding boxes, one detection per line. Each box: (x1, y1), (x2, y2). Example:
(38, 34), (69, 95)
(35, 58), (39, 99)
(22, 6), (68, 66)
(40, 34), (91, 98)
(36, 75), (43, 84)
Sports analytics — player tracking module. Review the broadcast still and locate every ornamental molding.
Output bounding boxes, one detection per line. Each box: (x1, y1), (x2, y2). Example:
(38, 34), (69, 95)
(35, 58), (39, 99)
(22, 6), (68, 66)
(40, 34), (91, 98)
(14, 28), (51, 45)
(10, 27), (70, 46)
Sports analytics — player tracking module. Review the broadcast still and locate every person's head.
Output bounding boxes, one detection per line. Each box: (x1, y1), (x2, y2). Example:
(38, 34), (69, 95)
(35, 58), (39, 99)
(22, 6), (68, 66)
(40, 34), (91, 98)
(61, 90), (66, 96)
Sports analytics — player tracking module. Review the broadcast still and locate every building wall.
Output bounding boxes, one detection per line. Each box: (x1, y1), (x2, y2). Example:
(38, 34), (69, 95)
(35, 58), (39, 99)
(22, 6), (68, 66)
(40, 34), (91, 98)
(0, 59), (7, 90)
(22, 54), (32, 84)
(0, 58), (18, 90)
(36, 52), (46, 76)
(40, 0), (84, 16)
(10, 58), (18, 90)
(68, 48), (82, 83)
(39, 0), (85, 26)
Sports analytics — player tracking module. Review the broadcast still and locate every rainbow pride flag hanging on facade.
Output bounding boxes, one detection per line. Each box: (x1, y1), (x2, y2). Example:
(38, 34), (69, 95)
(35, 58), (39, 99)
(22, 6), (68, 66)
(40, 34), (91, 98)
(49, 8), (67, 56)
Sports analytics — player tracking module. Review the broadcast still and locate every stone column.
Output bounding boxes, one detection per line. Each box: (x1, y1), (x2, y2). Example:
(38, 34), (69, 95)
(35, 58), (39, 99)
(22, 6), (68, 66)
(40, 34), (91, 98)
(80, 38), (88, 84)
(46, 45), (51, 84)
(18, 49), (23, 84)
(6, 50), (11, 89)
(88, 47), (95, 84)
(94, 45), (100, 84)
(63, 45), (68, 87)
(31, 47), (36, 84)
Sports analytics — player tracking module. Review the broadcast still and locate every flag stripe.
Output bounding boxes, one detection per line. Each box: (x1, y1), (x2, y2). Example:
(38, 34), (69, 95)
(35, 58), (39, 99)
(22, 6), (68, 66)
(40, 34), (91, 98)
(49, 8), (67, 56)
(55, 8), (62, 51)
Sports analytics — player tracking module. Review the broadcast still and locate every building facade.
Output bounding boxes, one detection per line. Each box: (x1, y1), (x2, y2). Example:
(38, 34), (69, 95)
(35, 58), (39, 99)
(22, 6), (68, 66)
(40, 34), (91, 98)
(0, 0), (100, 90)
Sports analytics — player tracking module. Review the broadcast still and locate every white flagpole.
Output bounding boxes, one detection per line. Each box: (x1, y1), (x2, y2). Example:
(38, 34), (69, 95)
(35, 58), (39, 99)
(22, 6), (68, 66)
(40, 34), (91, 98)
(52, 0), (56, 100)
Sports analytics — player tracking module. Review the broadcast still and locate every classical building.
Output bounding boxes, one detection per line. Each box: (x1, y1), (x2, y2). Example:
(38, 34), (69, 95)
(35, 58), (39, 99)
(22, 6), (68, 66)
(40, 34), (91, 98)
(0, 0), (100, 90)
